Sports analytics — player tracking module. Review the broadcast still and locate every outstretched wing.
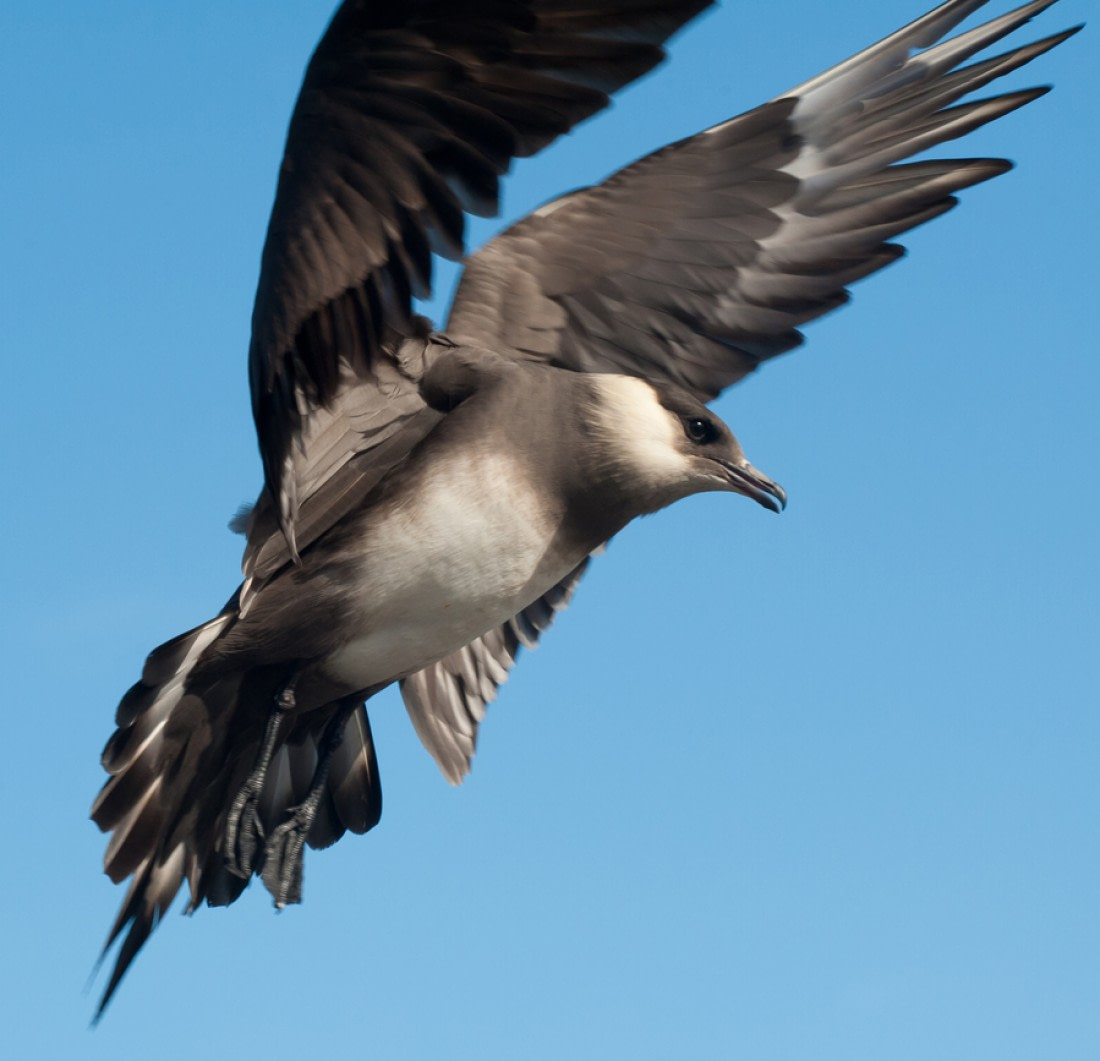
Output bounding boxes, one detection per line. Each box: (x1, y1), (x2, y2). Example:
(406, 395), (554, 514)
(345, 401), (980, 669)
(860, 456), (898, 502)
(446, 0), (1078, 398)
(248, 0), (714, 548)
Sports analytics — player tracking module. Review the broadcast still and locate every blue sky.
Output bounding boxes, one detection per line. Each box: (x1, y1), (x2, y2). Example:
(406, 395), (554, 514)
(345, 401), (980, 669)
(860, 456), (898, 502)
(2, 1), (1096, 1056)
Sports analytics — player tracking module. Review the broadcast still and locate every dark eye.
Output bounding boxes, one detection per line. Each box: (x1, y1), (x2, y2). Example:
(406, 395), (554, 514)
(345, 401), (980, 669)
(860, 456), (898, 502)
(684, 417), (717, 444)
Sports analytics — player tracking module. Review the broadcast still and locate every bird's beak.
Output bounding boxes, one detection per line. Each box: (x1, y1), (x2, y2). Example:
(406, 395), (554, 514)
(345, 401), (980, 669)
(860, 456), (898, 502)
(718, 458), (787, 513)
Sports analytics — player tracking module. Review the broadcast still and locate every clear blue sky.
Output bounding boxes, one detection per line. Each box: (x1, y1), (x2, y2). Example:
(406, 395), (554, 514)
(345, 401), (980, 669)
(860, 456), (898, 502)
(2, 2), (1096, 1057)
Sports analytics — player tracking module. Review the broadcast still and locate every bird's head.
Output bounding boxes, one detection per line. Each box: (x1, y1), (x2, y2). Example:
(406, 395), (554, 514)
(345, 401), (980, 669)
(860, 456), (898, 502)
(584, 374), (786, 517)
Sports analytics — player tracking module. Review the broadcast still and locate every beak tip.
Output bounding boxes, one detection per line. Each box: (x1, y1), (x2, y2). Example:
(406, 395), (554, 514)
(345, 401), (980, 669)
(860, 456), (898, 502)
(718, 458), (786, 513)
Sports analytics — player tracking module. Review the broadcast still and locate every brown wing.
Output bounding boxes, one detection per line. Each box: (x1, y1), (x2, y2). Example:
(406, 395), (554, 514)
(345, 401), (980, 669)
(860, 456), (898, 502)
(248, 0), (715, 547)
(238, 329), (446, 608)
(446, 0), (1077, 398)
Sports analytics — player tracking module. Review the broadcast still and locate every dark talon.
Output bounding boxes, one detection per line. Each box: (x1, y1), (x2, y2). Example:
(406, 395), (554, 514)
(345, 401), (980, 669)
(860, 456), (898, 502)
(260, 810), (309, 907)
(222, 680), (297, 878)
(224, 778), (265, 878)
(258, 699), (356, 907)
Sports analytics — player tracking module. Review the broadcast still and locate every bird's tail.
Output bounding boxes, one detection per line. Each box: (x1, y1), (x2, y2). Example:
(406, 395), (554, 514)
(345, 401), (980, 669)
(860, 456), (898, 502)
(90, 599), (382, 1019)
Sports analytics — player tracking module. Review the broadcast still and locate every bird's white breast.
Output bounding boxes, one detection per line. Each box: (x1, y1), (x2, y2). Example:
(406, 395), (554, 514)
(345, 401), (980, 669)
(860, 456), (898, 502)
(325, 450), (576, 691)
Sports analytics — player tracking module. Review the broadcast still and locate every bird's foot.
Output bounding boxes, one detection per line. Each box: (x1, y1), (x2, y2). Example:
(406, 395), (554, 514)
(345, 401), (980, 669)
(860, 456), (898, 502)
(258, 700), (355, 907)
(224, 777), (265, 879)
(260, 805), (311, 908)
(223, 682), (297, 879)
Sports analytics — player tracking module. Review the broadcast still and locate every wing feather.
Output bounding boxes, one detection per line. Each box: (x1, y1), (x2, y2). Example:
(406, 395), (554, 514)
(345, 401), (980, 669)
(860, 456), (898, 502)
(248, 0), (715, 546)
(447, 1), (1079, 399)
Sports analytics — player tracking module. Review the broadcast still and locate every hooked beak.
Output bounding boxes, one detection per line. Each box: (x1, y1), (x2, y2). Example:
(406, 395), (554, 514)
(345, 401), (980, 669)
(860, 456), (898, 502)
(717, 458), (787, 513)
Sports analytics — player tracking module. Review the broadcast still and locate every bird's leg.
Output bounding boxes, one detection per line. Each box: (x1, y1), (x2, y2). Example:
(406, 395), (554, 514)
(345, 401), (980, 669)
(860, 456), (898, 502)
(224, 682), (297, 879)
(260, 699), (358, 909)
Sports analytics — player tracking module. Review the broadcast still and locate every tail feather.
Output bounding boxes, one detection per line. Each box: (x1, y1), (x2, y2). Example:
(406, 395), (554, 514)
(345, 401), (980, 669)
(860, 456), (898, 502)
(93, 609), (385, 1018)
(257, 741), (296, 834)
(326, 706), (383, 838)
(92, 735), (163, 836)
(309, 782), (345, 851)
(94, 843), (186, 1024)
(100, 777), (166, 884)
(100, 687), (176, 776)
(93, 610), (239, 1016)
(114, 613), (231, 728)
(199, 855), (249, 909)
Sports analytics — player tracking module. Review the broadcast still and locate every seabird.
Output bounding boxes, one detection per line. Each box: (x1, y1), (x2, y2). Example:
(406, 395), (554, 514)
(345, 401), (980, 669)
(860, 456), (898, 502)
(91, 0), (1078, 1016)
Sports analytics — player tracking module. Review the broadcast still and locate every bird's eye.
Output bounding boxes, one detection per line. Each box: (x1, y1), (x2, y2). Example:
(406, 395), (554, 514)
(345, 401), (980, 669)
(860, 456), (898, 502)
(684, 417), (717, 444)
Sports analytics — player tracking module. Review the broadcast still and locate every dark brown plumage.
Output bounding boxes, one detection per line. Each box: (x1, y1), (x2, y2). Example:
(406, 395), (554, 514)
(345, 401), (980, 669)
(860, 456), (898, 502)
(251, 0), (714, 549)
(92, 0), (1078, 1020)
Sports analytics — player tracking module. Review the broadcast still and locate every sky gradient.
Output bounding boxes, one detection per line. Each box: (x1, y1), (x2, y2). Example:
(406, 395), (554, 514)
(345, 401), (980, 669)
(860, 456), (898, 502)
(2, 2), (1096, 1057)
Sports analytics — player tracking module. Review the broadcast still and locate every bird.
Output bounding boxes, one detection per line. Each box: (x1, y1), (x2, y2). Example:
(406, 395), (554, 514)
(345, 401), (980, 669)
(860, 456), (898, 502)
(91, 0), (1079, 1018)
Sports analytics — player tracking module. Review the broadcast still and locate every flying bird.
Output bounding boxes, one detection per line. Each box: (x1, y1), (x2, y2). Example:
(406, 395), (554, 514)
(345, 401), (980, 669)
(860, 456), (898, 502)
(92, 0), (1079, 1017)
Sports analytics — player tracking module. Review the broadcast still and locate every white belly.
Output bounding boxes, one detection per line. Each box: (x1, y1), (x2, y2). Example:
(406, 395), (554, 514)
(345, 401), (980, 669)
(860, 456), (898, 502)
(325, 451), (578, 690)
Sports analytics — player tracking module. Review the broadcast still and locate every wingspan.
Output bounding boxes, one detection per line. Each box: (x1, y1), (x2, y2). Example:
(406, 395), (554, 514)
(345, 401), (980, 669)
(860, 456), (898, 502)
(446, 0), (1078, 399)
